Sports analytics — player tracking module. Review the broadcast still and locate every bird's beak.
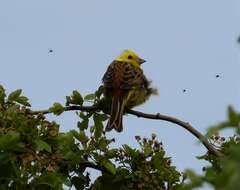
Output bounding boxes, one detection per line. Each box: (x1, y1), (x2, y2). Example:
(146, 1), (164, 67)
(138, 58), (146, 64)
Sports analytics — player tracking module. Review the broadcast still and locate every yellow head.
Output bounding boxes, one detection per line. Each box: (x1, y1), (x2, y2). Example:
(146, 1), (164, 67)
(115, 50), (146, 67)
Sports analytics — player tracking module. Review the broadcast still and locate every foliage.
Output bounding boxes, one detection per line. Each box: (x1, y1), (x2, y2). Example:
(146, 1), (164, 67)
(181, 106), (240, 190)
(0, 85), (182, 190)
(1, 84), (240, 190)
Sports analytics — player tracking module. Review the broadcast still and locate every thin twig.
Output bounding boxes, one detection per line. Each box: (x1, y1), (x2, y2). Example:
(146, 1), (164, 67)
(30, 105), (98, 115)
(31, 105), (222, 157)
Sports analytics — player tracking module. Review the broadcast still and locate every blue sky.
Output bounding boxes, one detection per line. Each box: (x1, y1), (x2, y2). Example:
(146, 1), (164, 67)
(0, 0), (240, 188)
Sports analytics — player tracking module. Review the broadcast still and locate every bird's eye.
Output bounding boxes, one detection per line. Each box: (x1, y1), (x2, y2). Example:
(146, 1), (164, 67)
(128, 55), (133, 59)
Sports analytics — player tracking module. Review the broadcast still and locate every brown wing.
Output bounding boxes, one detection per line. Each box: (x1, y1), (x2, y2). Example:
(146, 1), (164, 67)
(102, 60), (145, 90)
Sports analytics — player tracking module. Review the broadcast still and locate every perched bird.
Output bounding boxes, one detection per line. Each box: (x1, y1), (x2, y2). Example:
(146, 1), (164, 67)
(102, 50), (157, 132)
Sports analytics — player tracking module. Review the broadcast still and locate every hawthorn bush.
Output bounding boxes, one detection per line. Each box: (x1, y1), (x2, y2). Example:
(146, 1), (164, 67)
(0, 84), (239, 190)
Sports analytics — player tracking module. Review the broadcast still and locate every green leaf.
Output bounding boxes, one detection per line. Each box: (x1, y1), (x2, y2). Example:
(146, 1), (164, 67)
(228, 106), (240, 126)
(97, 138), (108, 151)
(49, 102), (64, 115)
(207, 122), (230, 136)
(104, 161), (116, 175)
(90, 126), (95, 133)
(70, 130), (89, 145)
(95, 85), (104, 98)
(8, 89), (22, 102)
(105, 149), (118, 158)
(78, 131), (89, 144)
(143, 143), (152, 156)
(16, 96), (31, 106)
(84, 93), (95, 101)
(151, 152), (164, 170)
(78, 118), (89, 131)
(0, 152), (10, 164)
(65, 96), (71, 106)
(93, 114), (104, 139)
(66, 90), (84, 106)
(0, 160), (16, 179)
(92, 173), (132, 190)
(71, 176), (85, 190)
(35, 139), (52, 153)
(205, 167), (217, 181)
(184, 170), (203, 188)
(0, 131), (21, 151)
(79, 112), (87, 119)
(72, 90), (83, 105)
(122, 144), (137, 157)
(37, 172), (63, 188)
(0, 85), (6, 105)
(96, 114), (108, 121)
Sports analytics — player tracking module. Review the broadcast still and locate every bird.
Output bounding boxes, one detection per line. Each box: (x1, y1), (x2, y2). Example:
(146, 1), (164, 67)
(102, 50), (157, 132)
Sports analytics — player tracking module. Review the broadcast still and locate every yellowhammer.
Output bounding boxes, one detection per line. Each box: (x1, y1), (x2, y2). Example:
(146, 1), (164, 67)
(102, 50), (157, 132)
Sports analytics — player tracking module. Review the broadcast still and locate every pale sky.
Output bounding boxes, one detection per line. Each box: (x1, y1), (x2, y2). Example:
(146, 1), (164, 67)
(0, 1), (240, 189)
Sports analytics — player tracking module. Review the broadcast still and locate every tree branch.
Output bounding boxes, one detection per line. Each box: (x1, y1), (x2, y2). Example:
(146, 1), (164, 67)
(30, 105), (99, 115)
(31, 105), (222, 157)
(127, 109), (222, 157)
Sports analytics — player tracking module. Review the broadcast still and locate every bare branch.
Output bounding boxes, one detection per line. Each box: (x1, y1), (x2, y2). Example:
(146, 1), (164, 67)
(127, 109), (222, 157)
(30, 105), (98, 115)
(31, 105), (222, 157)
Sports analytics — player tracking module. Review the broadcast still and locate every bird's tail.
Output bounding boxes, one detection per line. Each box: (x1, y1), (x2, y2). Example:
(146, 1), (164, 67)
(106, 92), (126, 132)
